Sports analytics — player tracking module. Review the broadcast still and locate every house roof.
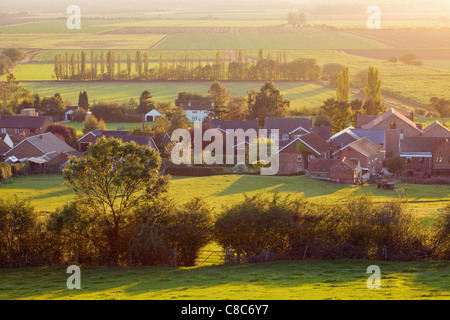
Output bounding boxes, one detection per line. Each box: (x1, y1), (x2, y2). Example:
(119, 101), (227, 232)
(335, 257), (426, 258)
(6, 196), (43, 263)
(278, 132), (330, 156)
(0, 139), (11, 155)
(350, 129), (385, 145)
(264, 117), (313, 135)
(356, 115), (379, 128)
(65, 106), (79, 112)
(308, 157), (357, 173)
(422, 121), (450, 137)
(0, 115), (52, 129)
(312, 126), (331, 141)
(209, 120), (259, 133)
(4, 132), (75, 157)
(308, 158), (342, 173)
(362, 108), (421, 132)
(182, 105), (213, 111)
(400, 137), (447, 155)
(333, 136), (382, 157)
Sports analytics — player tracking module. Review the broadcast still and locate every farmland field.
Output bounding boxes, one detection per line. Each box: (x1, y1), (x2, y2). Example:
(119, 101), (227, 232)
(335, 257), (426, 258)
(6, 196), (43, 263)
(20, 81), (338, 113)
(1, 174), (448, 217)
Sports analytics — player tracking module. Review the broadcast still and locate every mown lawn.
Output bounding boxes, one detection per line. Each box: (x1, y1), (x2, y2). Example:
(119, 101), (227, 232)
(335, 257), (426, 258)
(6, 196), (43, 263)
(0, 174), (448, 217)
(0, 260), (448, 300)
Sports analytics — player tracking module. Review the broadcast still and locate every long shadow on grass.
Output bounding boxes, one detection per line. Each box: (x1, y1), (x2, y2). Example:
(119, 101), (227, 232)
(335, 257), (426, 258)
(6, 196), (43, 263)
(215, 175), (358, 199)
(2, 260), (448, 300)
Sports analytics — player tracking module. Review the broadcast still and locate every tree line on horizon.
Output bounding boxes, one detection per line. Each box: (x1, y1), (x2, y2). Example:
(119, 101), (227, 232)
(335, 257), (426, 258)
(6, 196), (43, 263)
(52, 49), (321, 82)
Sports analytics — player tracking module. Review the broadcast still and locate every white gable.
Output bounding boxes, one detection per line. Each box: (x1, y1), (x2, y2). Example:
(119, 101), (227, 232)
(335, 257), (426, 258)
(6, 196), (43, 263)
(145, 109), (162, 117)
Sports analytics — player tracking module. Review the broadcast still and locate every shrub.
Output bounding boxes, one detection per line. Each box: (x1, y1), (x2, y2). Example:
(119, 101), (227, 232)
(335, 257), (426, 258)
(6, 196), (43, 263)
(215, 194), (293, 262)
(0, 163), (12, 180)
(10, 162), (29, 176)
(430, 206), (450, 260)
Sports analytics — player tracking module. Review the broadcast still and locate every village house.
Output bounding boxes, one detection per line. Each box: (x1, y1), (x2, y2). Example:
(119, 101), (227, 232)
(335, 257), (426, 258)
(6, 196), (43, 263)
(277, 132), (331, 174)
(182, 103), (213, 122)
(64, 106), (79, 122)
(0, 115), (52, 144)
(332, 136), (384, 177)
(144, 108), (162, 123)
(308, 157), (362, 184)
(399, 136), (449, 177)
(264, 117), (313, 148)
(357, 108), (422, 158)
(77, 130), (159, 152)
(3, 132), (81, 172)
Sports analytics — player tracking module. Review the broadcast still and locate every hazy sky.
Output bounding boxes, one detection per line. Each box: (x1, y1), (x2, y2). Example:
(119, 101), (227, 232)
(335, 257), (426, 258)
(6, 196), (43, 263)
(2, 0), (450, 16)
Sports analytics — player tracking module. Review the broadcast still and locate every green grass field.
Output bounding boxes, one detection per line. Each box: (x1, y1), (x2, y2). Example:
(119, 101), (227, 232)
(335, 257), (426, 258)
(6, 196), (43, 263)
(1, 174), (448, 217)
(21, 81), (338, 113)
(0, 260), (448, 300)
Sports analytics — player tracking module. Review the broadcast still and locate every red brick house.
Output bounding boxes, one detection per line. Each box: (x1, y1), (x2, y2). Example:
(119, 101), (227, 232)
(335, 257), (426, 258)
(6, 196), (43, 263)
(433, 138), (450, 176)
(277, 132), (331, 174)
(3, 132), (80, 170)
(78, 130), (159, 152)
(308, 157), (361, 184)
(332, 136), (384, 177)
(0, 115), (52, 144)
(400, 137), (449, 177)
(359, 108), (421, 157)
(421, 121), (450, 138)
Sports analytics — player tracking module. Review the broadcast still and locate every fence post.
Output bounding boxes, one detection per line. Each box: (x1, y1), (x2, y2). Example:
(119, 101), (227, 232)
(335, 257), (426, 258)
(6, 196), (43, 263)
(303, 245), (308, 260)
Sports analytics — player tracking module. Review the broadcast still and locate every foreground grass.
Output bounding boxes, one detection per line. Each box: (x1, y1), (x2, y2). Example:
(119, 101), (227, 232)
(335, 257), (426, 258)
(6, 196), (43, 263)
(0, 260), (448, 300)
(0, 175), (448, 217)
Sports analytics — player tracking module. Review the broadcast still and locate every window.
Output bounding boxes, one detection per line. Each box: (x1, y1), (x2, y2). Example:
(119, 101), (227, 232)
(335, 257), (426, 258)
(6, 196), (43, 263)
(192, 111), (197, 114)
(192, 117), (198, 121)
(297, 168), (303, 172)
(308, 155), (315, 162)
(282, 134), (289, 141)
(390, 121), (397, 129)
(15, 129), (20, 134)
(295, 134), (302, 139)
(0, 128), (5, 133)
(406, 157), (412, 164)
(436, 156), (443, 163)
(297, 155), (302, 163)
(419, 157), (426, 164)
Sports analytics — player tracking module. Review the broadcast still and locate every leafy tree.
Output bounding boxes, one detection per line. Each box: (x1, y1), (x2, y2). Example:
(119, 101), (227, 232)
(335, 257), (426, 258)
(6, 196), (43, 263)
(363, 66), (385, 115)
(248, 81), (290, 127)
(227, 97), (248, 120)
(208, 81), (230, 120)
(39, 93), (65, 117)
(82, 115), (105, 135)
(386, 156), (406, 177)
(321, 98), (352, 133)
(0, 55), (13, 75)
(336, 67), (350, 103)
(63, 137), (169, 264)
(430, 97), (450, 117)
(399, 53), (416, 65)
(46, 123), (78, 147)
(2, 48), (22, 64)
(170, 105), (189, 133)
(313, 114), (332, 127)
(322, 63), (344, 86)
(78, 91), (89, 111)
(137, 90), (155, 115)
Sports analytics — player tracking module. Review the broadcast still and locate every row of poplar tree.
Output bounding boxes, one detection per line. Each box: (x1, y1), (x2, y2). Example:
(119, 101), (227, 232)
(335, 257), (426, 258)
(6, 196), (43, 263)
(53, 49), (321, 82)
